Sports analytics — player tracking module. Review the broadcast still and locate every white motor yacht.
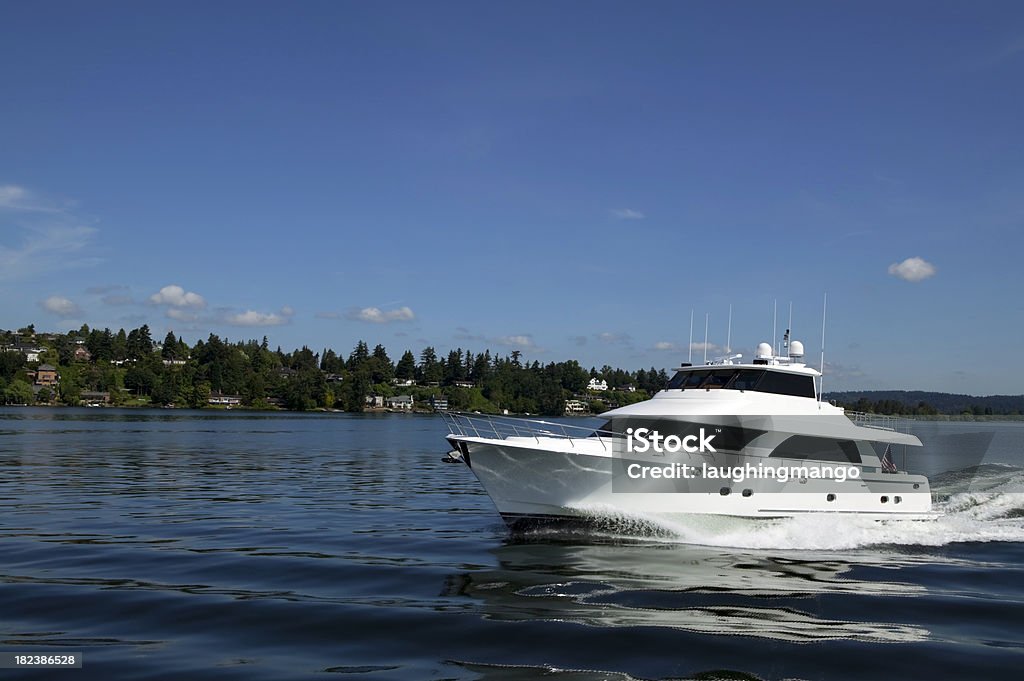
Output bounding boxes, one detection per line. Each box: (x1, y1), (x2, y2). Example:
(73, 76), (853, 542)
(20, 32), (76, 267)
(442, 339), (933, 528)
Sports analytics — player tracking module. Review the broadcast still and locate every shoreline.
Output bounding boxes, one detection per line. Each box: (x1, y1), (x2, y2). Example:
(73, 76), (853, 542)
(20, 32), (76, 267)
(2, 403), (1023, 422)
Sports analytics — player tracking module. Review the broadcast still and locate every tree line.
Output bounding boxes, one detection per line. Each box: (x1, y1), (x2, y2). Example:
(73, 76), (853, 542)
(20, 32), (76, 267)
(829, 391), (1024, 416)
(0, 325), (668, 415)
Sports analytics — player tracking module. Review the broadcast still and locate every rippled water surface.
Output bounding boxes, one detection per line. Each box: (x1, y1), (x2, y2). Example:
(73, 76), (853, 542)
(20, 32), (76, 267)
(2, 408), (1023, 680)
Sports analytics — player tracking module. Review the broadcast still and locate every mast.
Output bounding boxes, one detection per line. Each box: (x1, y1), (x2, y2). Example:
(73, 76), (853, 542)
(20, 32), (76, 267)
(688, 308), (694, 364)
(726, 304), (732, 354)
(788, 301), (793, 348)
(772, 299), (778, 357)
(703, 313), (709, 364)
(819, 293), (827, 407)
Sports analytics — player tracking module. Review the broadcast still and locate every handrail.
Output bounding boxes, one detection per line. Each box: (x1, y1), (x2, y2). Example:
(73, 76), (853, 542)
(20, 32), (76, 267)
(845, 410), (907, 433)
(440, 412), (622, 451)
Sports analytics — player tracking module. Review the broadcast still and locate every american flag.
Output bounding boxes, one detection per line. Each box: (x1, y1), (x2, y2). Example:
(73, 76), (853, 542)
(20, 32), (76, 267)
(881, 445), (898, 473)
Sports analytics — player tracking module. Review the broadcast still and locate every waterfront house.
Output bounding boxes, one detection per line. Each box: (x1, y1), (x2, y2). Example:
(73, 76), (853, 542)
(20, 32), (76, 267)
(35, 364), (59, 386)
(387, 395), (414, 410)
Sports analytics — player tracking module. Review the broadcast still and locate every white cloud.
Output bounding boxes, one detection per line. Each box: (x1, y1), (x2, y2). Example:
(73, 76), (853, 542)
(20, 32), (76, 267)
(0, 185), (29, 208)
(347, 306), (416, 323)
(689, 341), (723, 354)
(0, 223), (99, 282)
(596, 332), (632, 345)
(224, 307), (295, 327)
(452, 327), (543, 351)
(653, 341), (679, 351)
(149, 284), (206, 308)
(0, 184), (71, 213)
(40, 295), (81, 318)
(888, 256), (936, 282)
(611, 208), (645, 220)
(0, 185), (98, 281)
(167, 308), (199, 322)
(494, 334), (536, 348)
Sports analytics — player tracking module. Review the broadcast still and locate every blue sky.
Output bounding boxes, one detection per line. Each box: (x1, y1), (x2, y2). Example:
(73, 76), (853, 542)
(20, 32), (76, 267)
(2, 1), (1022, 395)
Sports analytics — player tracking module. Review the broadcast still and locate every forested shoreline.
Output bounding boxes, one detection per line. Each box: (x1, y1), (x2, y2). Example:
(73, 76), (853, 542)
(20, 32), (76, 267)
(0, 324), (661, 415)
(3, 324), (1021, 416)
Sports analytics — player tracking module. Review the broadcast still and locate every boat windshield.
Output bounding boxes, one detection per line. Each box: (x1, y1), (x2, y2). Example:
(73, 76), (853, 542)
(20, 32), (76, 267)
(665, 368), (815, 398)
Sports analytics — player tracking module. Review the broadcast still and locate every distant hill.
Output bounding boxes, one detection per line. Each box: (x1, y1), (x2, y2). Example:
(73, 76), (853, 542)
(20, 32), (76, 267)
(826, 390), (1024, 416)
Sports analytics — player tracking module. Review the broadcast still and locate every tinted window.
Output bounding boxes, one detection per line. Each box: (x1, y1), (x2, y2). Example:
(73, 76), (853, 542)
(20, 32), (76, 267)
(729, 369), (763, 391)
(667, 371), (689, 389)
(703, 370), (736, 388)
(771, 436), (862, 463)
(683, 371), (709, 388)
(666, 367), (815, 399)
(755, 371), (816, 398)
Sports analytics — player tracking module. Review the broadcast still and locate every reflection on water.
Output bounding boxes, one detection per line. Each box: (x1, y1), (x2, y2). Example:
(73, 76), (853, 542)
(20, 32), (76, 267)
(447, 540), (933, 643)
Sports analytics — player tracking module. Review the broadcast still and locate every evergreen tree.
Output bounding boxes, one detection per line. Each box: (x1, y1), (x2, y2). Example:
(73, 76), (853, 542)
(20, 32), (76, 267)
(348, 341), (370, 371)
(395, 350), (416, 380)
(420, 347), (441, 384)
(162, 331), (179, 359)
(112, 329), (128, 360)
(126, 324), (153, 360)
(369, 344), (394, 384)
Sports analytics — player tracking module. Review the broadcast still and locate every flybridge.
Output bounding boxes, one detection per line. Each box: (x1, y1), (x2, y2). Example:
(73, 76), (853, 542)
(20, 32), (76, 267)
(682, 296), (831, 404)
(665, 331), (820, 399)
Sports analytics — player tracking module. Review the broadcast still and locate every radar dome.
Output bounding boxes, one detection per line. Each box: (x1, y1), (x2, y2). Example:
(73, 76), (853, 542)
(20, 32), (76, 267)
(789, 340), (805, 358)
(755, 342), (773, 359)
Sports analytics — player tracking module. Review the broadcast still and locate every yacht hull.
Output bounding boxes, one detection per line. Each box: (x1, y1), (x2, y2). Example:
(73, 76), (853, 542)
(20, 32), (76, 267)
(452, 436), (933, 526)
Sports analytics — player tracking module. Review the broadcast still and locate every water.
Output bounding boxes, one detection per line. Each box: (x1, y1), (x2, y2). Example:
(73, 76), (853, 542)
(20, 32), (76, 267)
(1, 409), (1023, 680)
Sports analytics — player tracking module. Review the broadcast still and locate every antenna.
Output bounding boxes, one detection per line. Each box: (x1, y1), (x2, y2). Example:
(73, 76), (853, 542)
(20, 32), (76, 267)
(688, 309), (694, 364)
(772, 299), (778, 357)
(788, 301), (793, 345)
(726, 304), (732, 354)
(818, 293), (827, 407)
(703, 313), (709, 364)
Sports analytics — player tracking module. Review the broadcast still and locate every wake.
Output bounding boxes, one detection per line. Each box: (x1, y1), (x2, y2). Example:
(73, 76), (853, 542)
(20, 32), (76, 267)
(560, 464), (1024, 550)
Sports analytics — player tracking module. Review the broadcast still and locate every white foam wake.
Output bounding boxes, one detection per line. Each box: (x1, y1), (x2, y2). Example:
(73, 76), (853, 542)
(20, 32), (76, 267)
(567, 466), (1024, 550)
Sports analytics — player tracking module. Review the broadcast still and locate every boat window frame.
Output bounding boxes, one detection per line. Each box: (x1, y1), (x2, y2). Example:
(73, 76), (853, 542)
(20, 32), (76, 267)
(726, 369), (764, 391)
(701, 369), (739, 389)
(665, 367), (815, 398)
